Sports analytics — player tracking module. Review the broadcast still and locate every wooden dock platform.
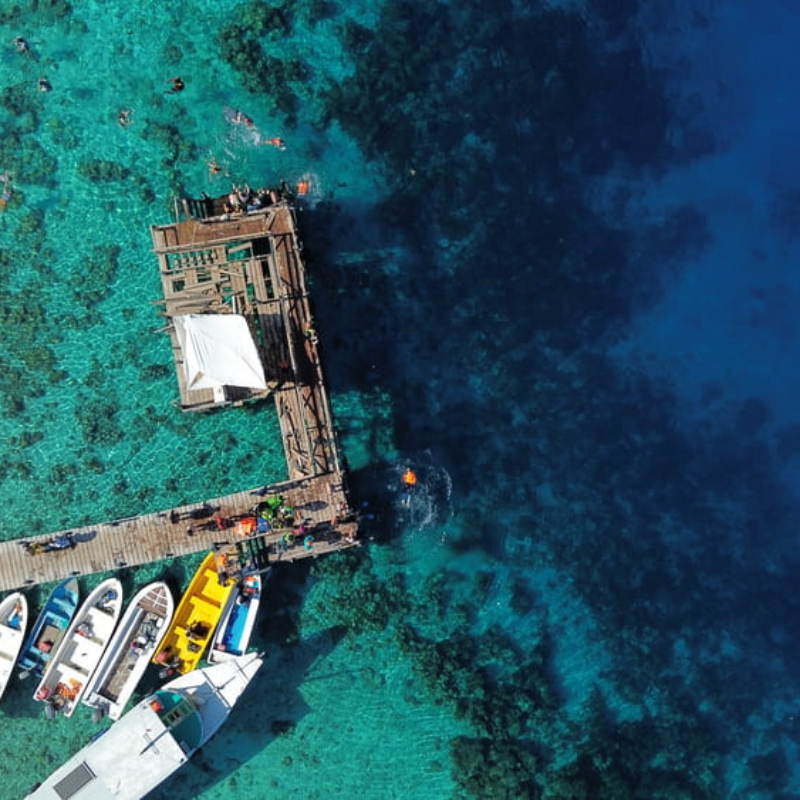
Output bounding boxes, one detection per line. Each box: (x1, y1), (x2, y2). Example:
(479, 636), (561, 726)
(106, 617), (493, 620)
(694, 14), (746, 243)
(0, 474), (357, 592)
(0, 188), (359, 592)
(151, 197), (340, 480)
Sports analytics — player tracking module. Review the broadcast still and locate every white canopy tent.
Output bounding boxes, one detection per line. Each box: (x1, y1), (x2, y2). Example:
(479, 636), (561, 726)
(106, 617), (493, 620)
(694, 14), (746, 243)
(174, 314), (267, 391)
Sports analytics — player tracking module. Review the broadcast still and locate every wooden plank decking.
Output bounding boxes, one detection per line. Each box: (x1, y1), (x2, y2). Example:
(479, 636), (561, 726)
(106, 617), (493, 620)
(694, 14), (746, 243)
(0, 191), (359, 592)
(152, 199), (340, 479)
(0, 475), (357, 592)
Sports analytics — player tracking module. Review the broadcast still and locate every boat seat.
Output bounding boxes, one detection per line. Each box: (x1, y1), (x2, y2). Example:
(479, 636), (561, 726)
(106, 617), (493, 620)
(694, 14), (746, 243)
(186, 621), (210, 641)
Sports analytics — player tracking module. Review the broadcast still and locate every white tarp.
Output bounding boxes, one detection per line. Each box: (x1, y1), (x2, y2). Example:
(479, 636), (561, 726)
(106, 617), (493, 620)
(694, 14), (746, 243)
(174, 314), (267, 391)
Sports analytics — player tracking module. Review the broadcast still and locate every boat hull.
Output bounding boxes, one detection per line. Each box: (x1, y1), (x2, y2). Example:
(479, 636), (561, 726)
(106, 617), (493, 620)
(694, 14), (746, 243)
(209, 573), (261, 663)
(17, 578), (79, 681)
(0, 592), (27, 701)
(153, 551), (236, 674)
(33, 578), (123, 718)
(82, 581), (175, 720)
(27, 653), (263, 800)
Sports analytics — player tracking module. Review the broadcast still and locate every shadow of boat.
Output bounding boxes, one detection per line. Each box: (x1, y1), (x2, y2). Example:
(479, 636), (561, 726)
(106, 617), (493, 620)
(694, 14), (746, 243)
(157, 626), (339, 798)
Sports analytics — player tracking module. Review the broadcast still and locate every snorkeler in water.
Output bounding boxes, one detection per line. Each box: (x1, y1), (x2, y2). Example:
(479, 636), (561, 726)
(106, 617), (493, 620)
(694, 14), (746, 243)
(0, 172), (13, 213)
(118, 109), (132, 127)
(223, 106), (254, 127)
(206, 155), (225, 177)
(38, 77), (51, 92)
(400, 469), (417, 506)
(165, 76), (185, 94)
(14, 36), (29, 53)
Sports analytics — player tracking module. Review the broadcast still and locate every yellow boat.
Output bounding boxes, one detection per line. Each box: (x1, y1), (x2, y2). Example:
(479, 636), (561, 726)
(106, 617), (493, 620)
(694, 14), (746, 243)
(152, 551), (237, 674)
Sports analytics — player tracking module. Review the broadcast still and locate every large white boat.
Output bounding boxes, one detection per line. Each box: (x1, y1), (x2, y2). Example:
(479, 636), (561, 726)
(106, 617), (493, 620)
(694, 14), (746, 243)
(208, 572), (262, 663)
(82, 581), (174, 721)
(0, 592), (27, 701)
(27, 652), (264, 799)
(33, 578), (123, 718)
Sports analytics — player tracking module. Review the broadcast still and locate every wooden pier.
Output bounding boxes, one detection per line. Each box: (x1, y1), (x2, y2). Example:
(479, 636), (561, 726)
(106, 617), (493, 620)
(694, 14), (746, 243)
(151, 196), (340, 480)
(0, 475), (356, 592)
(0, 191), (359, 592)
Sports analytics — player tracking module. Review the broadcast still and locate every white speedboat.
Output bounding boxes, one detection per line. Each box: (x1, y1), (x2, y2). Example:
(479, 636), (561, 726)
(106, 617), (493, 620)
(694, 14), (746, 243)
(0, 592), (27, 701)
(33, 578), (123, 718)
(27, 652), (264, 799)
(209, 572), (262, 663)
(82, 581), (174, 721)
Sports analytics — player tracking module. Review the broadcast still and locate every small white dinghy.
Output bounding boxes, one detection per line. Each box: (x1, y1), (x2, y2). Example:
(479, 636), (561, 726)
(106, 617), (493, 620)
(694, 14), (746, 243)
(209, 572), (262, 663)
(82, 581), (174, 721)
(33, 578), (123, 718)
(0, 592), (27, 702)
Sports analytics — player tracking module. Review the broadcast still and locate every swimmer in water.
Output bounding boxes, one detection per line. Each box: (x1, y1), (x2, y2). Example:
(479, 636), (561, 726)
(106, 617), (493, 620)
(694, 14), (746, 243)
(262, 137), (286, 150)
(223, 106), (254, 127)
(38, 77), (51, 92)
(206, 156), (223, 177)
(400, 469), (417, 506)
(165, 76), (185, 94)
(14, 37), (29, 53)
(118, 109), (132, 127)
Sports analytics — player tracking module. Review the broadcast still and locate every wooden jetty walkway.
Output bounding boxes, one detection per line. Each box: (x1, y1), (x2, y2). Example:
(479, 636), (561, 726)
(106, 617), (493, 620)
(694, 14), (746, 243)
(0, 189), (359, 592)
(0, 476), (357, 592)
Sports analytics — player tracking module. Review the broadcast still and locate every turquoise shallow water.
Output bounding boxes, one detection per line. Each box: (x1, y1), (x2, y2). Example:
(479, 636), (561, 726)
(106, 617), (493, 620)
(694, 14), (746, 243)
(5, 1), (800, 798)
(0, 3), (460, 798)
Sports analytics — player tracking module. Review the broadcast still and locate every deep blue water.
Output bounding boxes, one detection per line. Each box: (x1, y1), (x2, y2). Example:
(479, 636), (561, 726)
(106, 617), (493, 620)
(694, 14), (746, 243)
(2, 1), (800, 797)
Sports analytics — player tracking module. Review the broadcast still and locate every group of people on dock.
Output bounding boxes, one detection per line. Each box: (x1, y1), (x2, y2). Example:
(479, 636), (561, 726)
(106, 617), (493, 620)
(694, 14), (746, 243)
(222, 184), (282, 215)
(21, 534), (75, 556)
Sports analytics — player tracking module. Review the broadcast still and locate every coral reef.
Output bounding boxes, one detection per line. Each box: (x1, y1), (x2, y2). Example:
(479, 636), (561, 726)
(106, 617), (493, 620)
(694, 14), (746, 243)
(215, 0), (306, 120)
(77, 159), (131, 183)
(0, 0), (72, 26)
(295, 1), (800, 793)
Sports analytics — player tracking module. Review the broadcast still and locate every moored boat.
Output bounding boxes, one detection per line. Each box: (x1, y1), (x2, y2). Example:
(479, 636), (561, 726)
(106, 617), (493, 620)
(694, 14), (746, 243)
(152, 550), (237, 674)
(17, 577), (79, 682)
(209, 572), (262, 663)
(0, 592), (27, 701)
(33, 578), (123, 718)
(82, 581), (175, 721)
(26, 652), (263, 799)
